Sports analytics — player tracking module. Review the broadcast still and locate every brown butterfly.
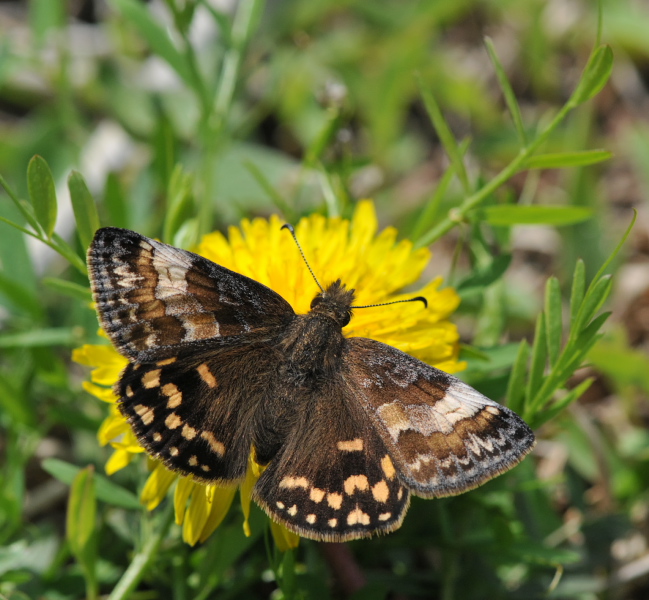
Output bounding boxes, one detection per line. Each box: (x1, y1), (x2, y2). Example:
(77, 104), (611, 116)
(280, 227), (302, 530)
(87, 226), (535, 541)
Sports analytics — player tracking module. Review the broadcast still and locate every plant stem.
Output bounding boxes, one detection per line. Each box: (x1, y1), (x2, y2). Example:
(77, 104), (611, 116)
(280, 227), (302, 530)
(319, 543), (366, 594)
(108, 505), (175, 600)
(417, 102), (573, 247)
(198, 0), (264, 233)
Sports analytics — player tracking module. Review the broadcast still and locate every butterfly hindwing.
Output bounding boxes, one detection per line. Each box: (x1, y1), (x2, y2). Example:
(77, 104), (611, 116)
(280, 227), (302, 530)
(117, 343), (276, 483)
(253, 385), (410, 541)
(347, 338), (536, 498)
(88, 227), (295, 361)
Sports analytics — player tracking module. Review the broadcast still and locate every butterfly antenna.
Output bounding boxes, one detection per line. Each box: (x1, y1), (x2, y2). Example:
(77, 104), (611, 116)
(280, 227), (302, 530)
(281, 223), (325, 292)
(352, 296), (428, 310)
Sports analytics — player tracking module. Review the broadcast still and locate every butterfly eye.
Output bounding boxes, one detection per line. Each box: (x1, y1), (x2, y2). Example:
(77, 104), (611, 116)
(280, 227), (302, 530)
(341, 311), (351, 327)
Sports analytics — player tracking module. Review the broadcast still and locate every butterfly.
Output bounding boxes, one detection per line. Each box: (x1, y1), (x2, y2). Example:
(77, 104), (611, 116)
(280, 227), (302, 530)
(87, 226), (535, 542)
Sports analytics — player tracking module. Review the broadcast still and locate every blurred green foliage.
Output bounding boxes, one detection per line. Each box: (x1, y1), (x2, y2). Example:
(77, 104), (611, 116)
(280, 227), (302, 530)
(1, 0), (648, 599)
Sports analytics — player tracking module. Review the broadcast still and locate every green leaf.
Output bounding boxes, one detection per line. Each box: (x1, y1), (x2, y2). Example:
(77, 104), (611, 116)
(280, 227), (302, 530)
(525, 313), (547, 413)
(0, 327), (79, 348)
(574, 275), (612, 334)
(473, 280), (506, 347)
(545, 277), (562, 366)
(68, 171), (100, 250)
(462, 343), (521, 375)
(457, 254), (512, 296)
(42, 458), (142, 510)
(485, 37), (527, 146)
(591, 208), (636, 283)
(42, 277), (93, 302)
(67, 466), (97, 557)
(0, 173), (43, 234)
(18, 199), (42, 233)
(27, 155), (57, 238)
(418, 79), (470, 193)
(171, 218), (201, 250)
(558, 314), (611, 383)
(523, 149), (612, 170)
(244, 160), (294, 220)
(304, 107), (342, 167)
(50, 232), (88, 275)
(412, 138), (470, 246)
(0, 272), (43, 319)
(110, 0), (193, 87)
(163, 164), (195, 244)
(568, 44), (614, 108)
(66, 466), (98, 600)
(0, 371), (33, 427)
(104, 172), (128, 229)
(574, 312), (611, 357)
(532, 378), (594, 428)
(506, 339), (530, 415)
(30, 0), (65, 45)
(504, 541), (581, 565)
(569, 259), (586, 326)
(483, 205), (593, 226)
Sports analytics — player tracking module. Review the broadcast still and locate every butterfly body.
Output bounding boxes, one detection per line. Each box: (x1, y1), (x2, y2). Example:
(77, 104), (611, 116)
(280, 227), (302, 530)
(88, 227), (535, 541)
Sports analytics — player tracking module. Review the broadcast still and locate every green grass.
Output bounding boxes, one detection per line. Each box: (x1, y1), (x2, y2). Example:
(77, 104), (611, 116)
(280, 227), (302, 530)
(1, 0), (648, 598)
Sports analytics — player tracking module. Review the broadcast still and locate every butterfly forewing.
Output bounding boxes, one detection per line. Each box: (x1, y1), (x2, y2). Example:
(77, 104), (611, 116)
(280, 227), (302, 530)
(347, 338), (536, 498)
(253, 385), (410, 542)
(88, 227), (295, 361)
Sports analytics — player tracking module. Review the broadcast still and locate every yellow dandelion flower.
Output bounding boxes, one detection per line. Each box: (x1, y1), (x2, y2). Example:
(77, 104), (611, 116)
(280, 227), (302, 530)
(74, 200), (463, 548)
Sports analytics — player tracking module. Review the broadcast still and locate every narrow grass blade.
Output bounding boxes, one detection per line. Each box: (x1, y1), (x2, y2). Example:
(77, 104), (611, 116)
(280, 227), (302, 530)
(163, 165), (194, 244)
(485, 37), (527, 146)
(569, 259), (586, 326)
(0, 328), (79, 348)
(525, 313), (547, 413)
(574, 276), (612, 334)
(419, 79), (470, 193)
(244, 160), (294, 220)
(42, 277), (93, 302)
(110, 0), (193, 87)
(457, 254), (511, 297)
(43, 458), (142, 510)
(484, 205), (593, 226)
(523, 150), (612, 170)
(506, 339), (530, 415)
(544, 277), (562, 366)
(412, 138), (470, 246)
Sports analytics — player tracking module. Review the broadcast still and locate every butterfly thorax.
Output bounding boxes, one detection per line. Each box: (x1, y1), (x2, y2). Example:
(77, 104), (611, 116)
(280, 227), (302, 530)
(277, 280), (354, 381)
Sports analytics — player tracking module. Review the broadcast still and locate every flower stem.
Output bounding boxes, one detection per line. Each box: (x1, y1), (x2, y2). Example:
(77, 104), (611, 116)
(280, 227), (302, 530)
(319, 543), (366, 594)
(108, 504), (175, 600)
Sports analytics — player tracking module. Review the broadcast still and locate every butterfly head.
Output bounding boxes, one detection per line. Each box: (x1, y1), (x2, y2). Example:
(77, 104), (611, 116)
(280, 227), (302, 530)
(310, 279), (355, 327)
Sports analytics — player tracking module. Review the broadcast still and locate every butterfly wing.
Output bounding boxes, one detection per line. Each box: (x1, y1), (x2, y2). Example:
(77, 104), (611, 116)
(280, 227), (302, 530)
(117, 341), (282, 483)
(346, 338), (535, 498)
(253, 381), (410, 542)
(88, 227), (295, 362)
